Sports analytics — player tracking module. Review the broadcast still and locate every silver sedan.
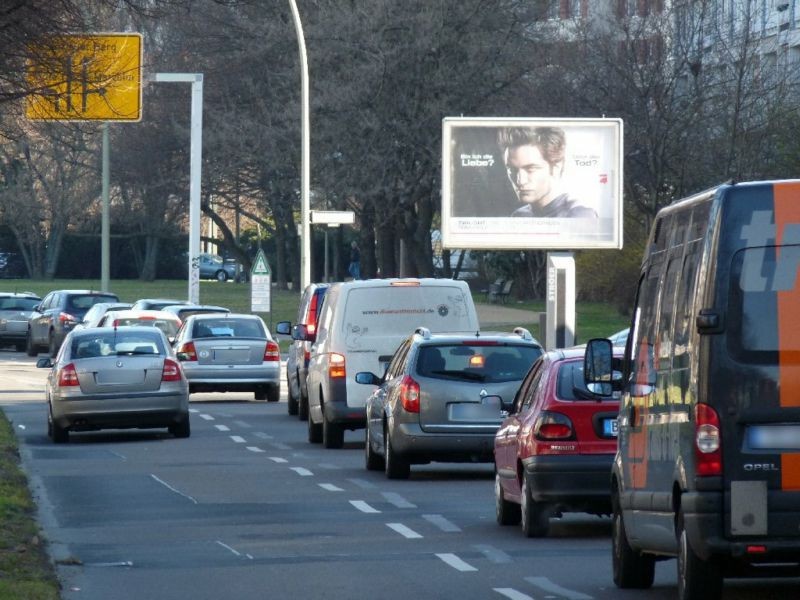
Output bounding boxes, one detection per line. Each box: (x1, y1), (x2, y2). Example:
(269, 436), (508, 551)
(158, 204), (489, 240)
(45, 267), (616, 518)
(38, 326), (190, 443)
(173, 313), (281, 402)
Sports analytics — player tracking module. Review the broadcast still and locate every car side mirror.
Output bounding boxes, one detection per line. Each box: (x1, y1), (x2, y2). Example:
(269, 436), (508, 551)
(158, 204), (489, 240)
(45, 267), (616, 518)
(275, 321), (292, 336)
(355, 372), (381, 386)
(292, 323), (314, 342)
(584, 338), (614, 396)
(36, 357), (52, 369)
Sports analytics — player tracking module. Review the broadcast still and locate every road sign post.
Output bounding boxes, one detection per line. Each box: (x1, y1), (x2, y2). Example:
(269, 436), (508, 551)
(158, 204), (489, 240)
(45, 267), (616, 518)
(250, 249), (272, 315)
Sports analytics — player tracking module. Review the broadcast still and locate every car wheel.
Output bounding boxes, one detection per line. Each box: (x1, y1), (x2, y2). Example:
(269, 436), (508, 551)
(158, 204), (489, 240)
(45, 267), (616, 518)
(495, 471), (521, 526)
(520, 472), (548, 537)
(169, 417), (191, 439)
(287, 370), (299, 415)
(611, 491), (655, 589)
(307, 408), (322, 444)
(47, 405), (53, 439)
(48, 331), (58, 358)
(15, 341), (25, 353)
(365, 423), (384, 471)
(266, 385), (280, 403)
(322, 412), (344, 449)
(215, 270), (228, 282)
(384, 428), (410, 479)
(25, 329), (37, 357)
(254, 387), (267, 401)
(298, 387), (309, 421)
(51, 419), (69, 444)
(677, 512), (722, 600)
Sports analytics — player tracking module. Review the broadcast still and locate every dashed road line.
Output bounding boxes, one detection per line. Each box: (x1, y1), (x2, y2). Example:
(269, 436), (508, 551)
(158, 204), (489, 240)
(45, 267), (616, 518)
(189, 409), (199, 413)
(382, 492), (416, 508)
(199, 414), (214, 421)
(230, 435), (246, 443)
(494, 589), (533, 600)
(347, 478), (376, 490)
(246, 446), (264, 453)
(350, 500), (380, 514)
(436, 553), (477, 572)
(386, 523), (422, 539)
(525, 576), (593, 600)
(269, 441), (292, 451)
(232, 420), (251, 428)
(151, 474), (197, 504)
(474, 544), (512, 564)
(214, 424), (230, 432)
(290, 467), (313, 476)
(319, 483), (344, 492)
(254, 432), (273, 439)
(268, 456), (288, 463)
(423, 514), (461, 532)
(216, 540), (241, 556)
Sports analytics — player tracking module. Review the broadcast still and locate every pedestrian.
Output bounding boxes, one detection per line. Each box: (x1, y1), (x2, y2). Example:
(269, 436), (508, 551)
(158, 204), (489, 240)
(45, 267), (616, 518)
(348, 240), (361, 280)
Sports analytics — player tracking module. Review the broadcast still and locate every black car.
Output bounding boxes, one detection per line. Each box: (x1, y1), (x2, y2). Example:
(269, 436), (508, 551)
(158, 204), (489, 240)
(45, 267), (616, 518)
(26, 289), (119, 357)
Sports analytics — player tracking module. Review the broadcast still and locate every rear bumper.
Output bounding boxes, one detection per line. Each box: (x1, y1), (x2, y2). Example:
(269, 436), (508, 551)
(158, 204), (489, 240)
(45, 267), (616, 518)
(183, 363), (280, 391)
(52, 392), (188, 430)
(522, 453), (614, 509)
(323, 400), (365, 430)
(391, 422), (496, 463)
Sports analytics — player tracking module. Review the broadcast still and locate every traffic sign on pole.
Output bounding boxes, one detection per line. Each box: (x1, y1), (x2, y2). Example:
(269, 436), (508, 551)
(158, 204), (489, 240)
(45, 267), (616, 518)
(251, 249), (271, 313)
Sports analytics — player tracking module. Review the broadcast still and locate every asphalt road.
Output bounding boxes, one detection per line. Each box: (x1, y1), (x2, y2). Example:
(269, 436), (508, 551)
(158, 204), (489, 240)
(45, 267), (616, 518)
(2, 350), (799, 599)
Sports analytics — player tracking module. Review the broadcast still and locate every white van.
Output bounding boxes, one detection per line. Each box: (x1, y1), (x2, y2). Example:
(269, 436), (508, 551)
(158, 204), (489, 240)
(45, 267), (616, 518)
(304, 278), (480, 448)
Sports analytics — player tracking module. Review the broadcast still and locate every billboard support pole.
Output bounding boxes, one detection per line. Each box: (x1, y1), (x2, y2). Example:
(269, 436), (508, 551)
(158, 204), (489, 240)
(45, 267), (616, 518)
(546, 252), (575, 350)
(101, 123), (110, 292)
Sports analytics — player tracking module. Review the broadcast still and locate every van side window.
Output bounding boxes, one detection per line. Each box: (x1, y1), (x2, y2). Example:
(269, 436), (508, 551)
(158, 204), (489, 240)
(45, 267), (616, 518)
(629, 270), (660, 397)
(387, 342), (411, 380)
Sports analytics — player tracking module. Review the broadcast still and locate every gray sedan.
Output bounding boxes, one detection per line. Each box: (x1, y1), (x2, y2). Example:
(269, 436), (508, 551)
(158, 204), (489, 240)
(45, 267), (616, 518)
(0, 292), (41, 351)
(173, 313), (281, 402)
(37, 327), (190, 443)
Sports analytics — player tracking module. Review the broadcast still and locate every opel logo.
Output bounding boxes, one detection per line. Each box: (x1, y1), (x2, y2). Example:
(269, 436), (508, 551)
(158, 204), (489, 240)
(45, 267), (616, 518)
(480, 389), (488, 397)
(116, 361), (123, 368)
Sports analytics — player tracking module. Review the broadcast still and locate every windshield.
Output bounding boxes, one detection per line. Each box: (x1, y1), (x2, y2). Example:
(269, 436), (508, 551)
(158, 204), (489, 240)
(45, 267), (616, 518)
(0, 297), (39, 311)
(71, 331), (166, 357)
(417, 343), (541, 383)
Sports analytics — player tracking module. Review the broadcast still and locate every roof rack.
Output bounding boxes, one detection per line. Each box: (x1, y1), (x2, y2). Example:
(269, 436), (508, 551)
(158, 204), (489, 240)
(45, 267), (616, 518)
(414, 326), (432, 339)
(513, 327), (533, 341)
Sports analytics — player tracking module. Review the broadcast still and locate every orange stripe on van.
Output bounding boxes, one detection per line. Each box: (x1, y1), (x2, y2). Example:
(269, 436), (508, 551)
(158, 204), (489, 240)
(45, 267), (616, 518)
(781, 454), (800, 490)
(774, 182), (800, 408)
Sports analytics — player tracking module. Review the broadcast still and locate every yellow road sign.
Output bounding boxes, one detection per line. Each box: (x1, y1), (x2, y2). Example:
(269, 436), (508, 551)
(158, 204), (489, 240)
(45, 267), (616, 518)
(26, 33), (142, 122)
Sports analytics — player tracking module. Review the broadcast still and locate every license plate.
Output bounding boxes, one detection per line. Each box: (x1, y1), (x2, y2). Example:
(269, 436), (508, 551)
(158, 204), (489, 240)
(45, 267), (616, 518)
(603, 418), (618, 437)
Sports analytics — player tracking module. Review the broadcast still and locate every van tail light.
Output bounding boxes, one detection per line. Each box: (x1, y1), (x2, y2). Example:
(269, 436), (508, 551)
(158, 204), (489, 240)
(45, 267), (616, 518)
(304, 349), (311, 364)
(177, 341), (197, 361)
(694, 403), (722, 476)
(263, 340), (280, 362)
(534, 411), (574, 440)
(329, 353), (346, 378)
(399, 375), (420, 413)
(161, 358), (183, 382)
(306, 323), (316, 337)
(58, 312), (78, 325)
(57, 363), (79, 387)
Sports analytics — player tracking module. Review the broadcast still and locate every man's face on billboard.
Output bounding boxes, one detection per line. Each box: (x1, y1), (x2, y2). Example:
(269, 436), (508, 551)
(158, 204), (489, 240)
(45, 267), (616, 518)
(504, 144), (560, 207)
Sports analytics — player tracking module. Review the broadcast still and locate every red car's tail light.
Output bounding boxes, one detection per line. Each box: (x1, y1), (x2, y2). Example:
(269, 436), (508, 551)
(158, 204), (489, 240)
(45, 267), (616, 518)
(534, 411), (574, 440)
(161, 358), (183, 382)
(177, 341), (197, 361)
(695, 403), (722, 476)
(58, 312), (78, 325)
(329, 353), (346, 378)
(263, 340), (280, 362)
(399, 375), (420, 413)
(57, 363), (79, 387)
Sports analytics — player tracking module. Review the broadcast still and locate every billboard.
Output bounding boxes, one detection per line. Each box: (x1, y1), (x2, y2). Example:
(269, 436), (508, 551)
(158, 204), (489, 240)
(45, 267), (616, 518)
(441, 117), (623, 250)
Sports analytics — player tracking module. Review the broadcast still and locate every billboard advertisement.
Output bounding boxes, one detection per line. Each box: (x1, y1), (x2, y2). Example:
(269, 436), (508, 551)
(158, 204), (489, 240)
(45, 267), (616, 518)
(441, 117), (623, 250)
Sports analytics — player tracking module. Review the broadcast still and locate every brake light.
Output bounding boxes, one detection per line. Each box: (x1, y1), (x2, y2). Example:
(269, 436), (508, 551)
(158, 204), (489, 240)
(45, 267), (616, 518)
(263, 340), (280, 362)
(534, 411), (574, 440)
(307, 323), (316, 336)
(329, 353), (346, 378)
(161, 358), (183, 382)
(694, 403), (722, 476)
(177, 341), (197, 361)
(57, 363), (79, 387)
(304, 349), (311, 364)
(58, 312), (78, 325)
(399, 375), (420, 413)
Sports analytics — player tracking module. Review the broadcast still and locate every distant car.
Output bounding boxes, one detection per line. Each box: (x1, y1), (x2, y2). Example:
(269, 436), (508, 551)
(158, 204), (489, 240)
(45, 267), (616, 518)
(173, 313), (281, 402)
(0, 292), (41, 351)
(607, 328), (629, 347)
(131, 298), (191, 311)
(199, 253), (237, 282)
(36, 326), (190, 443)
(97, 310), (182, 344)
(26, 289), (120, 357)
(73, 302), (133, 331)
(356, 327), (543, 479)
(0, 252), (26, 278)
(493, 347), (622, 537)
(160, 304), (230, 323)
(275, 282), (329, 419)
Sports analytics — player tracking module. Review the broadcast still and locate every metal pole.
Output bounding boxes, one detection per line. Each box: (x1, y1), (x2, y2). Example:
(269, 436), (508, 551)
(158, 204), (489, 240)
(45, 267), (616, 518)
(288, 0), (311, 291)
(101, 123), (110, 292)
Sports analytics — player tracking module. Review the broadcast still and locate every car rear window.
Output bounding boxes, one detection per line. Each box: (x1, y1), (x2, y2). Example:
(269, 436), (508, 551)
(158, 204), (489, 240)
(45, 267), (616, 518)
(417, 344), (541, 383)
(193, 318), (265, 339)
(71, 331), (166, 358)
(556, 358), (622, 400)
(0, 297), (39, 311)
(68, 294), (119, 310)
(113, 317), (179, 338)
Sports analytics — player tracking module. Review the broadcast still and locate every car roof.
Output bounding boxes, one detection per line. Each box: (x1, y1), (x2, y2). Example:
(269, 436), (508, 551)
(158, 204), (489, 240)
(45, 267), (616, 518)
(50, 289), (117, 295)
(134, 298), (190, 304)
(104, 309), (181, 320)
(543, 345), (626, 362)
(188, 312), (259, 320)
(412, 327), (541, 346)
(0, 291), (39, 298)
(73, 325), (167, 338)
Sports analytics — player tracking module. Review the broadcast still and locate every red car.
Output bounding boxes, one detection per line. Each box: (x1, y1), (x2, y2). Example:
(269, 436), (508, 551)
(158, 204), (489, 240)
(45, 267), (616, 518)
(494, 347), (622, 537)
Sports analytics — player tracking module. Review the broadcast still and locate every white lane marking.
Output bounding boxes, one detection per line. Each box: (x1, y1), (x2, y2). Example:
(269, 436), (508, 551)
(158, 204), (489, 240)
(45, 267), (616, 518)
(319, 483), (344, 492)
(386, 523), (422, 539)
(199, 414), (214, 421)
(423, 514), (461, 532)
(350, 500), (380, 514)
(382, 492), (416, 508)
(108, 450), (126, 461)
(317, 463), (341, 470)
(525, 577), (593, 600)
(246, 446), (264, 453)
(214, 425), (230, 432)
(347, 478), (376, 490)
(290, 467), (313, 476)
(474, 544), (512, 564)
(189, 409), (199, 413)
(230, 436), (246, 443)
(436, 553), (477, 572)
(494, 589), (533, 600)
(254, 432), (273, 439)
(233, 420), (251, 428)
(86, 561), (134, 568)
(269, 442), (292, 451)
(268, 457), (288, 464)
(17, 424), (25, 430)
(216, 541), (241, 556)
(150, 474), (197, 504)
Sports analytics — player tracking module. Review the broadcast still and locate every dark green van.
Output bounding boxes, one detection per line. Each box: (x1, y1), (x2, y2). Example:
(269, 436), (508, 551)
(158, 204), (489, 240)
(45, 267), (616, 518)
(586, 180), (800, 600)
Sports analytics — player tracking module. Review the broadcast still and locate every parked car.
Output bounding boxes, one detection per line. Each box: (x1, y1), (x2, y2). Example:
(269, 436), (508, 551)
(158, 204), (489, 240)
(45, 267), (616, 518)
(0, 292), (41, 351)
(304, 278), (481, 449)
(131, 298), (191, 311)
(36, 326), (190, 443)
(160, 304), (230, 324)
(173, 313), (280, 402)
(97, 310), (182, 344)
(356, 327), (543, 479)
(0, 252), (26, 278)
(199, 253), (237, 282)
(607, 327), (629, 347)
(494, 347), (622, 537)
(73, 302), (133, 331)
(275, 282), (329, 419)
(26, 289), (120, 357)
